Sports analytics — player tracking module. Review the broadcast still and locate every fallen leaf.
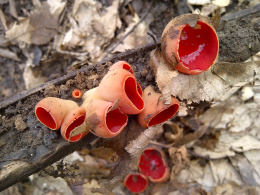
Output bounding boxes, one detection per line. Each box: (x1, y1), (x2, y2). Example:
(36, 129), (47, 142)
(151, 49), (260, 103)
(23, 64), (46, 90)
(29, 175), (73, 195)
(230, 135), (260, 152)
(177, 159), (242, 190)
(212, 182), (260, 195)
(169, 146), (189, 176)
(212, 0), (230, 7)
(6, 0), (66, 45)
(114, 14), (150, 52)
(0, 48), (20, 61)
(82, 180), (102, 195)
(61, 0), (120, 61)
(229, 154), (260, 185)
(244, 150), (260, 183)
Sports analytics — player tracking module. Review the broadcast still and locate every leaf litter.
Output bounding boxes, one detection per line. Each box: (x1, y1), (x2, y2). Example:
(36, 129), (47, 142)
(1, 0), (260, 194)
(60, 0), (121, 62)
(5, 0), (66, 45)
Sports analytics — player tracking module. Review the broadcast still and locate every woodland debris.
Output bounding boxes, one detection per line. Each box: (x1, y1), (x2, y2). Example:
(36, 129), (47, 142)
(14, 114), (27, 131)
(5, 0), (66, 45)
(151, 58), (260, 103)
(125, 126), (163, 158)
(60, 0), (121, 61)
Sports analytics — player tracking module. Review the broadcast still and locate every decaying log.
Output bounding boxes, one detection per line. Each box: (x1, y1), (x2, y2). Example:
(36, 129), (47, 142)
(0, 7), (260, 191)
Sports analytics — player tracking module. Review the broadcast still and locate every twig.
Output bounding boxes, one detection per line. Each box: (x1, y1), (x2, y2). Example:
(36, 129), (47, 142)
(222, 3), (260, 21)
(0, 42), (158, 110)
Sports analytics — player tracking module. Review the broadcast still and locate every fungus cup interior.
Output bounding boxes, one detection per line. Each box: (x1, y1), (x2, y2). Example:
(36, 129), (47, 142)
(125, 174), (148, 193)
(35, 107), (56, 129)
(148, 104), (179, 127)
(72, 89), (82, 98)
(123, 63), (134, 74)
(136, 82), (143, 96)
(106, 107), (128, 133)
(178, 21), (218, 71)
(139, 149), (166, 180)
(125, 77), (144, 110)
(122, 64), (143, 96)
(65, 114), (86, 141)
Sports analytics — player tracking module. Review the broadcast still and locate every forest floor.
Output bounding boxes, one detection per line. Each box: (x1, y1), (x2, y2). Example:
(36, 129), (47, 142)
(0, 0), (260, 194)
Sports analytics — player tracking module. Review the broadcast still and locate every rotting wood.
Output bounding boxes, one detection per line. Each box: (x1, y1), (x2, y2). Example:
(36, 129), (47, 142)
(0, 42), (159, 110)
(0, 9), (260, 191)
(0, 136), (94, 192)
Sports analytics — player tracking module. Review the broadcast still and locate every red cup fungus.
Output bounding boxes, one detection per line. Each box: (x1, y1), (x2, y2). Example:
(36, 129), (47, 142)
(61, 107), (88, 142)
(97, 68), (144, 115)
(124, 173), (148, 193)
(35, 97), (78, 130)
(72, 89), (82, 99)
(138, 147), (170, 183)
(109, 61), (143, 97)
(82, 88), (128, 138)
(138, 86), (179, 128)
(109, 61), (134, 74)
(161, 14), (219, 75)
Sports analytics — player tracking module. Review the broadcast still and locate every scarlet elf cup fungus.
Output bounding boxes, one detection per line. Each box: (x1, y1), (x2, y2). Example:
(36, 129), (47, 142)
(138, 86), (179, 128)
(124, 173), (148, 193)
(109, 60), (134, 74)
(138, 147), (170, 183)
(97, 68), (144, 115)
(61, 107), (88, 142)
(82, 88), (128, 138)
(72, 89), (82, 99)
(161, 14), (219, 75)
(35, 97), (78, 130)
(109, 61), (143, 96)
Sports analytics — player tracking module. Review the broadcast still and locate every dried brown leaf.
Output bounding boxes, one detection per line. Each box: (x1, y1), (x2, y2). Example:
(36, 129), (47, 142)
(61, 0), (120, 61)
(169, 146), (189, 176)
(0, 48), (20, 61)
(229, 154), (260, 185)
(6, 1), (66, 45)
(177, 159), (242, 189)
(114, 14), (149, 52)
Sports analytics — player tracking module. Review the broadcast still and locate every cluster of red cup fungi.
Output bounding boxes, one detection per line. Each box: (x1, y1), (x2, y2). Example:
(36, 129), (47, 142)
(124, 147), (169, 193)
(35, 13), (218, 141)
(35, 60), (180, 142)
(123, 13), (219, 193)
(35, 13), (219, 193)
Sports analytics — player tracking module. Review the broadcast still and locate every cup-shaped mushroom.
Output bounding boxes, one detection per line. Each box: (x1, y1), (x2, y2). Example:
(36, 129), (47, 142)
(109, 61), (134, 74)
(82, 99), (128, 138)
(72, 89), (82, 99)
(161, 14), (219, 75)
(97, 69), (144, 114)
(124, 173), (148, 193)
(109, 61), (143, 96)
(137, 86), (179, 128)
(138, 147), (170, 183)
(35, 97), (78, 130)
(61, 107), (88, 142)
